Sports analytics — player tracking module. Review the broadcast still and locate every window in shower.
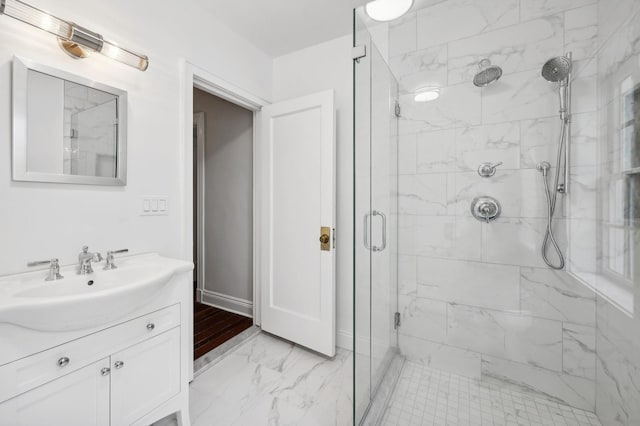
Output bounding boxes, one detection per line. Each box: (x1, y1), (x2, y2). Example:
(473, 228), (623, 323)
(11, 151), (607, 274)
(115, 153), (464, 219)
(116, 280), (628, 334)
(601, 77), (638, 298)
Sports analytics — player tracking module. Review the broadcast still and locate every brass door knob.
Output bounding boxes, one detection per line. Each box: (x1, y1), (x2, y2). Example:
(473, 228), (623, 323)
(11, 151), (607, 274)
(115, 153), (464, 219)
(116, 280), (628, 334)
(319, 234), (330, 244)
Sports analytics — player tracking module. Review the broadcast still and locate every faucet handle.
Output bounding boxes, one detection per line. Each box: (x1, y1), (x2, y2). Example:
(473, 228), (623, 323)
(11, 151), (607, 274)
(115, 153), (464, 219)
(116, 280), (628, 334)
(27, 258), (63, 281)
(104, 249), (129, 270)
(477, 161), (503, 177)
(27, 258), (57, 267)
(107, 249), (129, 255)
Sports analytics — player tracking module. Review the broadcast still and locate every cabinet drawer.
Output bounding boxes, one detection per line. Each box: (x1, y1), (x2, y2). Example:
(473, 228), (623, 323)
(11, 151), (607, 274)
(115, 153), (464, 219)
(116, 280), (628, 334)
(0, 304), (180, 403)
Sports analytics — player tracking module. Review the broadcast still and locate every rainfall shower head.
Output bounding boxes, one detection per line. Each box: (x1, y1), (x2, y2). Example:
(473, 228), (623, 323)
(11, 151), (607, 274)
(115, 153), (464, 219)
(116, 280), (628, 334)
(473, 59), (502, 87)
(541, 56), (572, 83)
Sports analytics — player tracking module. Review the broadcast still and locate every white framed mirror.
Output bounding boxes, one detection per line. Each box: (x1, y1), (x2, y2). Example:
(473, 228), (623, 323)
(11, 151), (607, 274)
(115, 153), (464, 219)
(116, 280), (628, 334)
(12, 56), (127, 185)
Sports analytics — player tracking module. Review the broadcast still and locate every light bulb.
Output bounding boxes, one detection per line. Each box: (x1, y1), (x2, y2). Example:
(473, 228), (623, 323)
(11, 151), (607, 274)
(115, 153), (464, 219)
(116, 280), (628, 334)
(414, 88), (440, 102)
(365, 0), (414, 22)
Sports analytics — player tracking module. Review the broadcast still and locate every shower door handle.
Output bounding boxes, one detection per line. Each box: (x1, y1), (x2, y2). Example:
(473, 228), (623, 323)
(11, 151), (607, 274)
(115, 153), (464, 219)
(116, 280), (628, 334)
(372, 210), (387, 252)
(364, 211), (387, 252)
(363, 212), (372, 249)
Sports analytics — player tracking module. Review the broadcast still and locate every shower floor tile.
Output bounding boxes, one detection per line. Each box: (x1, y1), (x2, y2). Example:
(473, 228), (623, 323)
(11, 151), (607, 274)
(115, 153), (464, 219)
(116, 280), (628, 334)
(381, 362), (601, 426)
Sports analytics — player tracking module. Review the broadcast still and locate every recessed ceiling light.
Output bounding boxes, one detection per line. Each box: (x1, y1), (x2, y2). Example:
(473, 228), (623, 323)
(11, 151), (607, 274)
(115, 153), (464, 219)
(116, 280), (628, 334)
(365, 0), (414, 22)
(414, 87), (440, 102)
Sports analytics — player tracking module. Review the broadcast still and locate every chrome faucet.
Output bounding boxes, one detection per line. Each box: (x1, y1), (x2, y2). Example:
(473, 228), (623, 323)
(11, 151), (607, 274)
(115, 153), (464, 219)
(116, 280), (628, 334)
(104, 249), (129, 270)
(78, 246), (103, 275)
(27, 258), (64, 281)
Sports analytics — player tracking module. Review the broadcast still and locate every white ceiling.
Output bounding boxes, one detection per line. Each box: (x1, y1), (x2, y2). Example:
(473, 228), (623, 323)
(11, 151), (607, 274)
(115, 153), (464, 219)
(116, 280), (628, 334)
(201, 0), (361, 57)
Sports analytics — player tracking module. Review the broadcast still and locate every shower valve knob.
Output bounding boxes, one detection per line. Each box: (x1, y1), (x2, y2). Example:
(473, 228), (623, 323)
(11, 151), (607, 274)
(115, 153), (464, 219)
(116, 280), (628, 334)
(477, 162), (503, 177)
(471, 196), (501, 223)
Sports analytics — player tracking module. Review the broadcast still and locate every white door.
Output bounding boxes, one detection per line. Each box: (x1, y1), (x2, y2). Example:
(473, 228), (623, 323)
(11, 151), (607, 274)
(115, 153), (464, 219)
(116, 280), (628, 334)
(259, 90), (336, 357)
(110, 328), (180, 426)
(0, 359), (110, 426)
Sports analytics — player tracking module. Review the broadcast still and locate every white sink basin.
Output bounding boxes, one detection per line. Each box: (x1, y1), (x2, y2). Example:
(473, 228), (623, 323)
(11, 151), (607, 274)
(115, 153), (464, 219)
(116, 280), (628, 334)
(0, 254), (192, 331)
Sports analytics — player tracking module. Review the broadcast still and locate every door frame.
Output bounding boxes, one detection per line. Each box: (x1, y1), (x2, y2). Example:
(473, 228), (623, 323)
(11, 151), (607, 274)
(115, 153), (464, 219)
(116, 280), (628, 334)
(193, 112), (206, 302)
(181, 61), (268, 377)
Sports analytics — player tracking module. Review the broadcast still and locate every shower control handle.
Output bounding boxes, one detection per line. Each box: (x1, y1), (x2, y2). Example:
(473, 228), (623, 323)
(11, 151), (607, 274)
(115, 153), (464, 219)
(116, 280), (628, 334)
(477, 162), (503, 178)
(480, 204), (492, 223)
(471, 196), (501, 223)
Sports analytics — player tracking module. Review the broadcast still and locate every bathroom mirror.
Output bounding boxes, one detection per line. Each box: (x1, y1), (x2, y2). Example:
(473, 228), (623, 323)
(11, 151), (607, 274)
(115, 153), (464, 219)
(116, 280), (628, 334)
(12, 56), (127, 185)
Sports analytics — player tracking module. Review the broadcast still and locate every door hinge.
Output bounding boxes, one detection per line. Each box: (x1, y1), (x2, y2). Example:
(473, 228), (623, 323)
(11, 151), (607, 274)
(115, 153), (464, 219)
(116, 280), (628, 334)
(333, 227), (336, 249)
(394, 312), (401, 330)
(352, 45), (366, 62)
(394, 100), (401, 118)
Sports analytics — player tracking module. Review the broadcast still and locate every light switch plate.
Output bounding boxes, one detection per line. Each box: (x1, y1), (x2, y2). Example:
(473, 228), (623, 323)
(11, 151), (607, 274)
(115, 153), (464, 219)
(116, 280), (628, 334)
(141, 196), (168, 216)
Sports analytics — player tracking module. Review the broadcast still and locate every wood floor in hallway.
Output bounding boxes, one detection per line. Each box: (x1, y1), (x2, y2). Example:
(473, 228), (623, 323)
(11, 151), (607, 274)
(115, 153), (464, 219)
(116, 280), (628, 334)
(194, 301), (253, 359)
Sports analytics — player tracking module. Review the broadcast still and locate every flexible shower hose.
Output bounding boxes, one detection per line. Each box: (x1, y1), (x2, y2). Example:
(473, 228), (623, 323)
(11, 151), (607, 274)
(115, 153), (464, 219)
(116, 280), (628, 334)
(540, 121), (566, 270)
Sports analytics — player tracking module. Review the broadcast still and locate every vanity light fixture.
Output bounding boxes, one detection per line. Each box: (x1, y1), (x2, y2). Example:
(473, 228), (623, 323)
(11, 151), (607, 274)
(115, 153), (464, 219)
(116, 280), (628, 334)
(414, 87), (440, 102)
(365, 0), (414, 22)
(0, 0), (149, 71)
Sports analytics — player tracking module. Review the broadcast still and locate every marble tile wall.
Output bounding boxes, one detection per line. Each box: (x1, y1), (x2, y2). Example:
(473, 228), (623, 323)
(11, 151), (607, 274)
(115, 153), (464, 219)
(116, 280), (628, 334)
(388, 0), (601, 412)
(591, 1), (640, 425)
(64, 82), (118, 177)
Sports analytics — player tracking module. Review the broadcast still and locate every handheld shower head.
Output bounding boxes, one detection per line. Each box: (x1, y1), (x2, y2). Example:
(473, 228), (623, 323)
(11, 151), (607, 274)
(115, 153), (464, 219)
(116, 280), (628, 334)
(542, 56), (573, 120)
(541, 56), (572, 83)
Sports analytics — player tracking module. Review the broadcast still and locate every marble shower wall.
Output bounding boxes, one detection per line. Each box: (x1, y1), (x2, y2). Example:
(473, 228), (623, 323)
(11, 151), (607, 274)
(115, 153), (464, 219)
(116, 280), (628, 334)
(63, 82), (118, 177)
(592, 1), (640, 424)
(388, 0), (600, 411)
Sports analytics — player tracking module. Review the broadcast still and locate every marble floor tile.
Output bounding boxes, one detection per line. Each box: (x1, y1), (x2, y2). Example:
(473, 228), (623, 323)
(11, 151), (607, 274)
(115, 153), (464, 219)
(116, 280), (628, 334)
(189, 332), (353, 426)
(381, 362), (602, 426)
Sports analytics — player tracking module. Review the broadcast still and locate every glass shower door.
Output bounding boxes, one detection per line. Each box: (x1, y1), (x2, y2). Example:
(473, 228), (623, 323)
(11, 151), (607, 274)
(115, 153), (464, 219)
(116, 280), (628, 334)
(353, 10), (399, 425)
(353, 13), (372, 422)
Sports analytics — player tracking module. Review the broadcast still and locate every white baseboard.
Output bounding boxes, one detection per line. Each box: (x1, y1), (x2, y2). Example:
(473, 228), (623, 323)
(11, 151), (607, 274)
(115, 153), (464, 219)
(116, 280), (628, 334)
(336, 329), (353, 351)
(200, 289), (253, 318)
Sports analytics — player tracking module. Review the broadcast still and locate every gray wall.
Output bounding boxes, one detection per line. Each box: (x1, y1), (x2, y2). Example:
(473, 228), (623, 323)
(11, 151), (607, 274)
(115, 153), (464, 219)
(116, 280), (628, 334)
(193, 88), (253, 307)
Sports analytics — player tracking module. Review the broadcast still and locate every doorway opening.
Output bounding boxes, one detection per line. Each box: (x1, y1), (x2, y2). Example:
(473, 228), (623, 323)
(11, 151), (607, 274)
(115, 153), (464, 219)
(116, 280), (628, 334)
(192, 88), (254, 360)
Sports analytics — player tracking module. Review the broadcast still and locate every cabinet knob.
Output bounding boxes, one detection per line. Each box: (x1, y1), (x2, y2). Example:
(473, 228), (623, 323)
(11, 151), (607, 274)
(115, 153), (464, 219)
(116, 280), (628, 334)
(146, 323), (155, 331)
(100, 367), (111, 376)
(57, 357), (70, 367)
(114, 360), (124, 369)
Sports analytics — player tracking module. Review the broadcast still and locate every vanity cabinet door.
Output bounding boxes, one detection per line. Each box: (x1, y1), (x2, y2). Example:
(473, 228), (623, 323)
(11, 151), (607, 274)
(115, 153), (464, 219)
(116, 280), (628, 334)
(110, 327), (180, 426)
(0, 358), (110, 426)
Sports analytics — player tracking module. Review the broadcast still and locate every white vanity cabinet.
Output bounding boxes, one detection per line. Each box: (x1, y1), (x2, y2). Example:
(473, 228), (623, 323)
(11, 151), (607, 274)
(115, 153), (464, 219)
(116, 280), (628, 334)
(0, 254), (193, 426)
(0, 358), (111, 426)
(0, 311), (184, 426)
(110, 328), (180, 426)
